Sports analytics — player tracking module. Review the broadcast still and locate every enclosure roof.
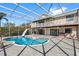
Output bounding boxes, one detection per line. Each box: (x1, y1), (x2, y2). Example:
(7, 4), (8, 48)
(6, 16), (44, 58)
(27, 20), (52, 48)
(0, 3), (79, 25)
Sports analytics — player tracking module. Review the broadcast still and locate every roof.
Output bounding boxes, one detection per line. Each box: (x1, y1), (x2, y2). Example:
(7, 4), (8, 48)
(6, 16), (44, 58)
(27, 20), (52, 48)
(32, 9), (78, 22)
(53, 9), (77, 18)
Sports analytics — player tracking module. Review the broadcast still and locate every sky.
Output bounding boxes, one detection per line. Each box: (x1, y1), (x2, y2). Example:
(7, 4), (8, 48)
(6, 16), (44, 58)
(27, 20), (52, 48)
(0, 3), (79, 26)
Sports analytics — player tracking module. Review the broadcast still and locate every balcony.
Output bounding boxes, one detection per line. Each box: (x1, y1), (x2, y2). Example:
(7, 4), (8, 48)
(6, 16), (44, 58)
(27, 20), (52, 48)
(31, 18), (78, 28)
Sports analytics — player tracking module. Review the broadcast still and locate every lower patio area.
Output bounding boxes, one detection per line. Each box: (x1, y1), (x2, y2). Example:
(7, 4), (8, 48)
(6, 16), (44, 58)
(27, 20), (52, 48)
(0, 35), (79, 56)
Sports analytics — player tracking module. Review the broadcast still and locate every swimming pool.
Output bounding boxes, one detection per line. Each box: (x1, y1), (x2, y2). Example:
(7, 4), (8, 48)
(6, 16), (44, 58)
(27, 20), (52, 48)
(4, 37), (48, 45)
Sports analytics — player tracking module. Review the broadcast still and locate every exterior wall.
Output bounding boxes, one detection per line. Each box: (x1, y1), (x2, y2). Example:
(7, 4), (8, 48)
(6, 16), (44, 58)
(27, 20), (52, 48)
(31, 13), (78, 28)
(32, 28), (39, 34)
(77, 9), (79, 38)
(31, 9), (79, 38)
(77, 25), (79, 37)
(74, 13), (78, 23)
(44, 28), (50, 35)
(72, 26), (77, 36)
(43, 26), (77, 37)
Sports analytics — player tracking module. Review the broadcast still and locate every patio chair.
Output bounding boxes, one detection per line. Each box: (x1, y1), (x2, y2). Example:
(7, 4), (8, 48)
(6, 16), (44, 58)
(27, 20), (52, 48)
(0, 41), (12, 49)
(0, 41), (5, 49)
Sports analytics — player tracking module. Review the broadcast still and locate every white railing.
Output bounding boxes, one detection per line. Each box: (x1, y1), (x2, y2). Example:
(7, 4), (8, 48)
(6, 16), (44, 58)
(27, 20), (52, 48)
(31, 20), (78, 28)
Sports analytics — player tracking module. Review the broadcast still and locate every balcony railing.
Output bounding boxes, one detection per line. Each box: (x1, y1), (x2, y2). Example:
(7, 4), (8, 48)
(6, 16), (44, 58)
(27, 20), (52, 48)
(31, 19), (78, 28)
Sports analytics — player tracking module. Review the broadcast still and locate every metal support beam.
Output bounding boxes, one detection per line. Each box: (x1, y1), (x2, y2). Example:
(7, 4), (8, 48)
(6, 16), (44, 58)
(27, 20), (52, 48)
(58, 3), (64, 13)
(0, 11), (32, 22)
(73, 38), (76, 56)
(0, 17), (7, 56)
(48, 3), (53, 12)
(14, 3), (41, 16)
(9, 4), (19, 17)
(36, 3), (49, 13)
(42, 44), (46, 56)
(3, 18), (10, 37)
(0, 5), (34, 19)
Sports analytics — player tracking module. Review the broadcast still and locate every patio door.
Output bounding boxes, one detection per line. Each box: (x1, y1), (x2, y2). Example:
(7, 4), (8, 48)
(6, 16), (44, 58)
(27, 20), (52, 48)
(38, 29), (44, 35)
(50, 29), (59, 36)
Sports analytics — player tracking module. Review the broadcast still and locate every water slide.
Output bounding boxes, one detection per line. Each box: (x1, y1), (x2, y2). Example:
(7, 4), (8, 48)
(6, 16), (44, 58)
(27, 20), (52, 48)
(22, 29), (28, 37)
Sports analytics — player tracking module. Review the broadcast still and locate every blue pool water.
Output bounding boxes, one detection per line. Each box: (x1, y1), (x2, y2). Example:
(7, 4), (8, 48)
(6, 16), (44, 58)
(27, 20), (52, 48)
(4, 37), (47, 45)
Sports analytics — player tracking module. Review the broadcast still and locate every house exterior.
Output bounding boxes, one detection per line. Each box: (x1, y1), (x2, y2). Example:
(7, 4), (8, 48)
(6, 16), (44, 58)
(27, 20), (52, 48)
(30, 9), (79, 38)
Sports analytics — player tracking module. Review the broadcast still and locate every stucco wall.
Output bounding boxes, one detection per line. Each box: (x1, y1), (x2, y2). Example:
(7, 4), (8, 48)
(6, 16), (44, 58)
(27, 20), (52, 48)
(44, 28), (50, 35)
(44, 26), (77, 37)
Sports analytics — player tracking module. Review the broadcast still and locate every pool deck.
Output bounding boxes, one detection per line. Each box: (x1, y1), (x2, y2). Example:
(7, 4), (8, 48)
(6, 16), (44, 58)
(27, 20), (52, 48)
(0, 34), (79, 56)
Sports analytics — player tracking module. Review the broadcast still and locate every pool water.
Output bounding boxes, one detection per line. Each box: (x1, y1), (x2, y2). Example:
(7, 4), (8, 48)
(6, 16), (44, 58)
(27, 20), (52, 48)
(4, 37), (47, 45)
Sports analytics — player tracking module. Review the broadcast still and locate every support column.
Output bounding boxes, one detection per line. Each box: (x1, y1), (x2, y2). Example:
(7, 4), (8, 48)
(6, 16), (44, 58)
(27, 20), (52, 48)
(0, 19), (2, 41)
(8, 21), (10, 37)
(77, 9), (79, 38)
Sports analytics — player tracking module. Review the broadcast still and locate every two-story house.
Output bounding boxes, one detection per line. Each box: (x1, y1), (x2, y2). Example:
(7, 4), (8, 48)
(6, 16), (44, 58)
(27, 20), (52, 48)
(30, 9), (79, 38)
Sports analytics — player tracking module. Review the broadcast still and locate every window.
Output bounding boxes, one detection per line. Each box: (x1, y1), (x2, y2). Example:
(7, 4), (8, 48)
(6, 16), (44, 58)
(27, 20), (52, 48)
(45, 18), (53, 22)
(38, 20), (44, 23)
(65, 28), (72, 33)
(66, 14), (74, 21)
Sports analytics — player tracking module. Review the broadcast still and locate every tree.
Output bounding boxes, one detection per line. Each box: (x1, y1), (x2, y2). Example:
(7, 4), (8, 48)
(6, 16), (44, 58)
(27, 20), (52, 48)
(4, 22), (16, 36)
